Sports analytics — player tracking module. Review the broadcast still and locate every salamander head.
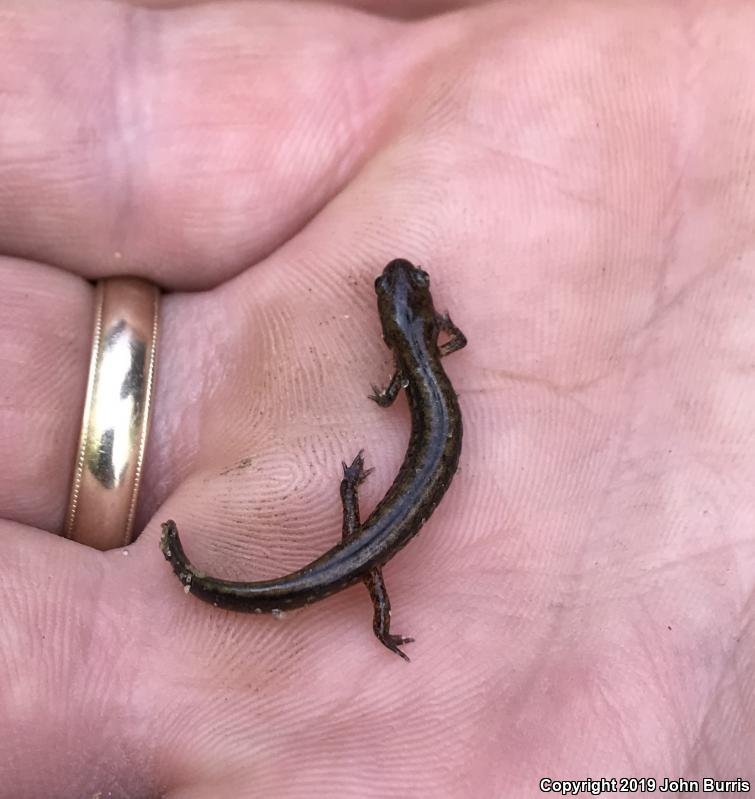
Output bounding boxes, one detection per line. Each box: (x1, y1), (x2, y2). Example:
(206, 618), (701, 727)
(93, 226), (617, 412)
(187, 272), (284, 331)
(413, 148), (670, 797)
(375, 259), (436, 348)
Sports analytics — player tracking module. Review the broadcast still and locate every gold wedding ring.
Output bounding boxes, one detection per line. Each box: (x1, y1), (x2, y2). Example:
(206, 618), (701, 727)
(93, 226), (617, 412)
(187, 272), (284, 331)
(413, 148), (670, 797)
(65, 278), (160, 549)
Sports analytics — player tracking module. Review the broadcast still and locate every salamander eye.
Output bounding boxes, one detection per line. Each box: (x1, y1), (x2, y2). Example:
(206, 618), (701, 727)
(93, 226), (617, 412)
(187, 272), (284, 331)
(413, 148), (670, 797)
(375, 275), (387, 293)
(411, 268), (430, 288)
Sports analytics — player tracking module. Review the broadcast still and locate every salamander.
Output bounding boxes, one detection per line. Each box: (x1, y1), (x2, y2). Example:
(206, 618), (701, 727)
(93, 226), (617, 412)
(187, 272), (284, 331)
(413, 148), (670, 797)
(160, 258), (467, 660)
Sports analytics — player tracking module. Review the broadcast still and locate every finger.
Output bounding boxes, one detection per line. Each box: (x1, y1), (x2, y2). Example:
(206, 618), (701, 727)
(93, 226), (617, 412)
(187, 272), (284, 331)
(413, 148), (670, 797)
(0, 258), (91, 532)
(122, 0), (484, 19)
(0, 0), (402, 289)
(0, 520), (161, 795)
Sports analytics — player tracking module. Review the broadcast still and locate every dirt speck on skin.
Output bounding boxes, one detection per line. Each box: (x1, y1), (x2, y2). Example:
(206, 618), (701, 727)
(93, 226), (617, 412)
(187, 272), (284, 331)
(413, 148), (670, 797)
(220, 457), (254, 476)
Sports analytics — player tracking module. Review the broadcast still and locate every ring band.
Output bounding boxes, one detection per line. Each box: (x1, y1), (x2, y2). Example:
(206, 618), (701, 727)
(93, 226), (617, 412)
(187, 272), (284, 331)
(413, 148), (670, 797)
(65, 278), (160, 549)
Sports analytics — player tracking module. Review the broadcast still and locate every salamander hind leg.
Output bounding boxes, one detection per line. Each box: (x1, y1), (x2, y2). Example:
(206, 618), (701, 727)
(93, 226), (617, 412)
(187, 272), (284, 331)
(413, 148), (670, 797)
(364, 567), (414, 662)
(340, 450), (373, 540)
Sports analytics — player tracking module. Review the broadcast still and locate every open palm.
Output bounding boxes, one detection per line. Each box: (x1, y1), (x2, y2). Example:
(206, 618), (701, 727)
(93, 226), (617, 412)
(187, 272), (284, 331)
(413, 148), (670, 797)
(2, 1), (754, 797)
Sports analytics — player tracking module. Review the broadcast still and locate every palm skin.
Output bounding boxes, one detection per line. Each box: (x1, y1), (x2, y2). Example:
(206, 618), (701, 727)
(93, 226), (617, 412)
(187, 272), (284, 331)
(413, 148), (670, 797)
(1, 1), (754, 797)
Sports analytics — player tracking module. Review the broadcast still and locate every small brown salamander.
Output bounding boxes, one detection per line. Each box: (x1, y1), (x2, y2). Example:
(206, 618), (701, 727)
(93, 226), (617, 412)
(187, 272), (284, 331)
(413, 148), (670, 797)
(160, 258), (467, 660)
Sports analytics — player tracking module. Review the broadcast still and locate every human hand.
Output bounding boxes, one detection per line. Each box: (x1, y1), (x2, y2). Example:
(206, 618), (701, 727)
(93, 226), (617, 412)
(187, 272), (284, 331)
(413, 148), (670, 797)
(2, 1), (754, 796)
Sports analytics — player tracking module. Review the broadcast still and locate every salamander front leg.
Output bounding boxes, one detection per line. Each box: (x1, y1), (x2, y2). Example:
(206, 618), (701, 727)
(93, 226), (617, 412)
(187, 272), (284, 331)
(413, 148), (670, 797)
(436, 312), (467, 356)
(368, 370), (405, 407)
(365, 568), (414, 662)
